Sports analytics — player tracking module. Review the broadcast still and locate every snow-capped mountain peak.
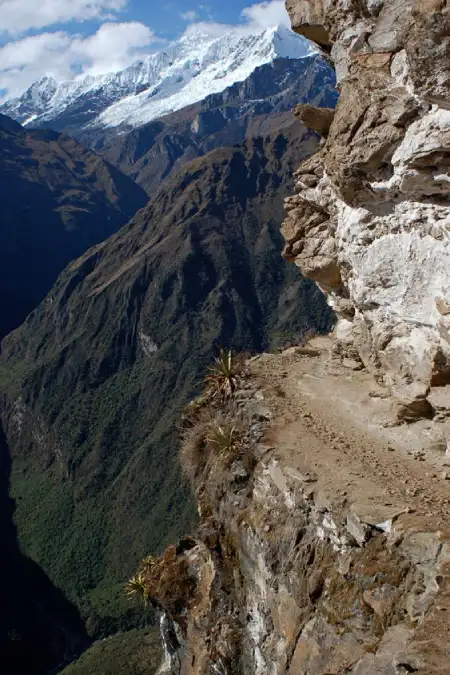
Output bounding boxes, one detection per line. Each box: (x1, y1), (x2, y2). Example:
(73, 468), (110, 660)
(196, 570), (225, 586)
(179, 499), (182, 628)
(1, 25), (314, 131)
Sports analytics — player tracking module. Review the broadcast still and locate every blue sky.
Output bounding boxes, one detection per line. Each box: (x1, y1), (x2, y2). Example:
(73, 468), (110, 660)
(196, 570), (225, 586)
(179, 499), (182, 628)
(120, 1), (280, 39)
(0, 0), (290, 100)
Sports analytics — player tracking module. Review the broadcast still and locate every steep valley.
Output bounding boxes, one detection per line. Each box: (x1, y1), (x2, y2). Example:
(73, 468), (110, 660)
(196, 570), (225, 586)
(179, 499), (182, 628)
(0, 31), (339, 672)
(0, 116), (334, 667)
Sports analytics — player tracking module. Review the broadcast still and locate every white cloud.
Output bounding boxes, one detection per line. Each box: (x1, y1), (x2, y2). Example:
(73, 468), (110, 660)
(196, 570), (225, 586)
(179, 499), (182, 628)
(0, 0), (127, 36)
(241, 1), (290, 30)
(71, 21), (155, 75)
(183, 20), (235, 39)
(0, 0), (293, 101)
(180, 10), (198, 22)
(183, 0), (290, 38)
(0, 22), (156, 99)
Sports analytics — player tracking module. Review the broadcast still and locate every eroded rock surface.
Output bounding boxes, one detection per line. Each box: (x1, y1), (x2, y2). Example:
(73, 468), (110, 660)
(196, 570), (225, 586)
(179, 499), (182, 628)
(282, 0), (450, 420)
(151, 341), (450, 674)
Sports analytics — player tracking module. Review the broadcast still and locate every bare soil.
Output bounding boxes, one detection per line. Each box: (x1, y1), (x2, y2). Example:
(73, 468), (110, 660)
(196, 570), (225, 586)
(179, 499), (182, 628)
(249, 337), (450, 670)
(250, 337), (450, 532)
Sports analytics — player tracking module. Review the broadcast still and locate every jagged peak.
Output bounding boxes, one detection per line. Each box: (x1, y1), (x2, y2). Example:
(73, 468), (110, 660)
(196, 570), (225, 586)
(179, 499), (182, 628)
(0, 24), (314, 131)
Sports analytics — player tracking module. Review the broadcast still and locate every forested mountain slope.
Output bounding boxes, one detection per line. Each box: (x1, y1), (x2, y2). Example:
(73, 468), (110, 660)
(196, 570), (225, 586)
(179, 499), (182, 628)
(0, 121), (334, 634)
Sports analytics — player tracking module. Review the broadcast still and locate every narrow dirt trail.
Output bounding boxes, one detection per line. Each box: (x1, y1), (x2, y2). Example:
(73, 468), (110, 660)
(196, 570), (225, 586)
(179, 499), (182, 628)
(248, 338), (450, 669)
(250, 336), (450, 536)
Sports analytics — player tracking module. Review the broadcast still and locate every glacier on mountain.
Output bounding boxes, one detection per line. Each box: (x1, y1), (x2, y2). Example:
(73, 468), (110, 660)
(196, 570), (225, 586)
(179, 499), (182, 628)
(1, 25), (314, 131)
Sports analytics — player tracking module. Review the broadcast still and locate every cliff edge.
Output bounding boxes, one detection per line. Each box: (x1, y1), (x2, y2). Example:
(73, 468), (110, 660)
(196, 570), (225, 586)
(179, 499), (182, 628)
(134, 340), (450, 673)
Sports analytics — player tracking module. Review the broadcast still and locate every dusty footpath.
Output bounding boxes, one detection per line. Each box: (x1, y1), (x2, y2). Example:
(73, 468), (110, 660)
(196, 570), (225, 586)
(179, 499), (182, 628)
(251, 337), (450, 530)
(156, 337), (450, 674)
(247, 336), (450, 672)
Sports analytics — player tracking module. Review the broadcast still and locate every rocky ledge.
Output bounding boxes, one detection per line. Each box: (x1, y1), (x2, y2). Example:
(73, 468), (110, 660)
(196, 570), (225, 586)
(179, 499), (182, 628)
(282, 0), (450, 421)
(137, 341), (450, 674)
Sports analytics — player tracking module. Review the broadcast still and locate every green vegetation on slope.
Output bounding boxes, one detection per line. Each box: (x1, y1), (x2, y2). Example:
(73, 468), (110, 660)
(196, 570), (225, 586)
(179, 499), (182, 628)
(0, 423), (89, 675)
(0, 124), (334, 638)
(59, 628), (161, 675)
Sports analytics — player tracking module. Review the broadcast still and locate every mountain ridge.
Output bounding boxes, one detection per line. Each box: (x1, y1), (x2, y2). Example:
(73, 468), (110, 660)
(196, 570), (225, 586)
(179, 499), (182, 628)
(0, 25), (314, 133)
(95, 54), (336, 194)
(0, 113), (148, 340)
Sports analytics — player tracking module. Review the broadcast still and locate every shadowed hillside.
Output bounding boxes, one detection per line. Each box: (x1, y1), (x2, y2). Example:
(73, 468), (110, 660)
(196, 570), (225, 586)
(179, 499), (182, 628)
(0, 421), (89, 674)
(0, 120), (334, 633)
(0, 114), (148, 340)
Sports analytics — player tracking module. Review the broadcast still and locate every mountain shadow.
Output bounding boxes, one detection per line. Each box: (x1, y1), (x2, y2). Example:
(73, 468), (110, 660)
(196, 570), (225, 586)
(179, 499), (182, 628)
(0, 420), (90, 674)
(0, 114), (148, 341)
(0, 120), (334, 632)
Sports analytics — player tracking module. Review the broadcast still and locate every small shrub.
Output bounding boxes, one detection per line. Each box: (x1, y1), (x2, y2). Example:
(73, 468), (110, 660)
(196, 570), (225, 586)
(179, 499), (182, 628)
(126, 546), (196, 621)
(204, 349), (241, 401)
(180, 420), (210, 483)
(206, 421), (242, 459)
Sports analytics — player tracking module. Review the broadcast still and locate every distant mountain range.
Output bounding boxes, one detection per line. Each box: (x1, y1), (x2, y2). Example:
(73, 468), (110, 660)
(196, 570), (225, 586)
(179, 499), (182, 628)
(0, 26), (314, 134)
(99, 55), (336, 195)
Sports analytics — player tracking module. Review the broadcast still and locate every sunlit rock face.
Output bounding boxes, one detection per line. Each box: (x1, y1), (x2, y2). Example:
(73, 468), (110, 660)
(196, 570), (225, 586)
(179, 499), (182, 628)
(282, 0), (450, 420)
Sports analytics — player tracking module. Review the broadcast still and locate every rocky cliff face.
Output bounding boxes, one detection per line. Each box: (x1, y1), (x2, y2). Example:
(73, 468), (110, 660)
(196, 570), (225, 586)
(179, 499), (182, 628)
(282, 0), (450, 421)
(137, 340), (450, 674)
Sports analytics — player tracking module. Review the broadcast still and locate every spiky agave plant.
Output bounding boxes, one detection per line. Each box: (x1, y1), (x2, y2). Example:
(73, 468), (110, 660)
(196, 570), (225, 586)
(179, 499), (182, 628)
(207, 421), (241, 457)
(142, 555), (157, 570)
(125, 571), (149, 607)
(205, 349), (240, 401)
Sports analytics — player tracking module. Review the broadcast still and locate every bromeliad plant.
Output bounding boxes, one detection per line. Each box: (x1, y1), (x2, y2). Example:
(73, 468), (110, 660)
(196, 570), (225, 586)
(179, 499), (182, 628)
(125, 555), (158, 607)
(125, 571), (149, 607)
(204, 349), (241, 401)
(181, 348), (244, 435)
(206, 421), (242, 459)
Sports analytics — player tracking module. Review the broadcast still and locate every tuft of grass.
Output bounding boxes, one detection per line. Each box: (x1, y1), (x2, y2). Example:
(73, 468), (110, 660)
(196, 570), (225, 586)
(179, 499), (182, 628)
(206, 421), (242, 459)
(204, 349), (241, 401)
(180, 420), (210, 484)
(125, 572), (149, 608)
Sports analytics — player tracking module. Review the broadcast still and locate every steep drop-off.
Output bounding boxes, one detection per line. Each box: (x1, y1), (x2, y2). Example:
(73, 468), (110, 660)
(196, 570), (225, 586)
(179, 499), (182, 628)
(0, 121), (333, 632)
(0, 114), (148, 340)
